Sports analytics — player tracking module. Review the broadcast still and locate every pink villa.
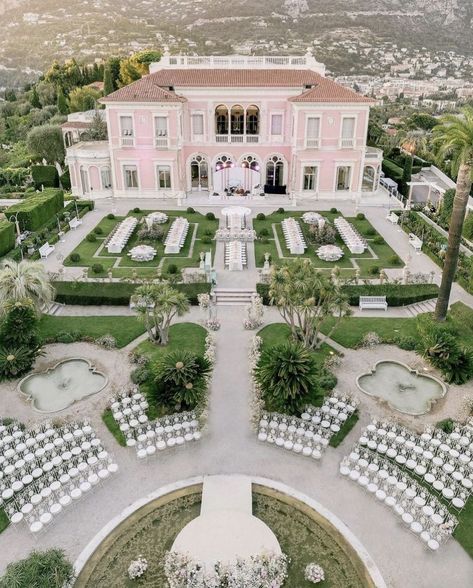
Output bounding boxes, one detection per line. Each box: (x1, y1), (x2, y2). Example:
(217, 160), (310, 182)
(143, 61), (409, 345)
(64, 52), (383, 201)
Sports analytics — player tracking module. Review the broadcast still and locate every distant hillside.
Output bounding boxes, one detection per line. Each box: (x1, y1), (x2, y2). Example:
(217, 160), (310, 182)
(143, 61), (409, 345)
(0, 0), (472, 86)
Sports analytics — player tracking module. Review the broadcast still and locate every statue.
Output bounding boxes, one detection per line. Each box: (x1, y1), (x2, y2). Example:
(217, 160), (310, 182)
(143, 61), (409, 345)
(263, 252), (271, 272)
(199, 251), (205, 270)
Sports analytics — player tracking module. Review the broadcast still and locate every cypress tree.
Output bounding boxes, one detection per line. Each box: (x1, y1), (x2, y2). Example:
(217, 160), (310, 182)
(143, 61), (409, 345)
(56, 87), (68, 115)
(103, 64), (114, 96)
(30, 86), (41, 108)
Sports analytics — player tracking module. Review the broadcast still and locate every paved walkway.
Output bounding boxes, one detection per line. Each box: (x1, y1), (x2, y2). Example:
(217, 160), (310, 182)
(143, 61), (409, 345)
(2, 198), (473, 587)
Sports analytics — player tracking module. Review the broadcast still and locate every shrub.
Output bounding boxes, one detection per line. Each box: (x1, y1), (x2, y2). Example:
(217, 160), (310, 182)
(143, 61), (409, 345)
(60, 168), (71, 190)
(53, 330), (81, 344)
(365, 227), (376, 237)
(93, 226), (103, 235)
(137, 224), (166, 242)
(152, 350), (211, 410)
(1, 301), (40, 352)
(330, 207), (338, 213)
(256, 213), (266, 221)
(0, 219), (15, 257)
(258, 228), (270, 237)
(69, 252), (80, 263)
(205, 212), (216, 220)
(463, 211), (473, 241)
(186, 207), (195, 214)
(133, 207), (141, 213)
(6, 189), (64, 231)
(307, 223), (336, 246)
(356, 212), (365, 220)
(0, 346), (37, 380)
(131, 365), (150, 385)
(373, 235), (384, 244)
(382, 159), (403, 181)
(437, 418), (455, 434)
(254, 342), (325, 414)
(107, 213), (115, 220)
(95, 334), (117, 349)
(203, 228), (213, 237)
(277, 207), (285, 214)
(166, 264), (178, 275)
(201, 235), (212, 244)
(394, 335), (418, 351)
(92, 263), (104, 274)
(368, 265), (380, 276)
(341, 283), (439, 306)
(86, 233), (97, 242)
(389, 254), (401, 265)
(0, 549), (74, 588)
(31, 165), (59, 189)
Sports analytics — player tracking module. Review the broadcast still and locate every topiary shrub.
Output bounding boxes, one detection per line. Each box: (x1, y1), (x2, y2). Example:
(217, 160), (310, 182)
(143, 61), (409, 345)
(167, 263), (178, 274)
(86, 233), (97, 242)
(365, 227), (377, 236)
(373, 235), (384, 245)
(389, 254), (401, 265)
(133, 207), (141, 213)
(256, 213), (266, 221)
(31, 165), (59, 189)
(201, 236), (212, 244)
(69, 252), (80, 263)
(277, 207), (285, 214)
(92, 263), (104, 274)
(6, 189), (64, 231)
(368, 265), (380, 276)
(54, 330), (82, 344)
(186, 207), (195, 214)
(203, 228), (213, 237)
(258, 228), (270, 237)
(330, 207), (338, 214)
(0, 220), (15, 257)
(205, 212), (216, 220)
(107, 213), (115, 220)
(93, 226), (103, 235)
(131, 365), (150, 385)
(356, 212), (365, 220)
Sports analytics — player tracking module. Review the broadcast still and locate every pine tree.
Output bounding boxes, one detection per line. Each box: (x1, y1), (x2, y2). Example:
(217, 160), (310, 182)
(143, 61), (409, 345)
(56, 87), (68, 115)
(30, 86), (41, 109)
(103, 64), (114, 96)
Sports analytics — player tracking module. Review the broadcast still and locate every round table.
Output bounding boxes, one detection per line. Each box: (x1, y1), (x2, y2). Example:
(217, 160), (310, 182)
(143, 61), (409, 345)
(316, 245), (344, 262)
(128, 244), (157, 262)
(422, 505), (434, 516)
(402, 512), (414, 524)
(431, 513), (444, 525)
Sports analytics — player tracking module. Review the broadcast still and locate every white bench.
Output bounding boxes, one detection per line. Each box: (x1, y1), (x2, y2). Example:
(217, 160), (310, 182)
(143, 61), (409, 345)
(69, 217), (82, 230)
(359, 296), (388, 311)
(386, 212), (399, 225)
(408, 233), (423, 252)
(39, 242), (55, 258)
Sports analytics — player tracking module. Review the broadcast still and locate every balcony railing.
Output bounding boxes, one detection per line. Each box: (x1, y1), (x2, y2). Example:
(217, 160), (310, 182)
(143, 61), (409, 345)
(154, 136), (169, 148)
(120, 136), (134, 147)
(215, 134), (259, 144)
(340, 138), (355, 149)
(305, 138), (320, 149)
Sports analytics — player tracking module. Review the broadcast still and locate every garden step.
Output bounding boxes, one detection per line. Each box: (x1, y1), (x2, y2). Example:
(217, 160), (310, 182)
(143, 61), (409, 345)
(214, 288), (256, 305)
(404, 298), (437, 317)
(46, 302), (65, 316)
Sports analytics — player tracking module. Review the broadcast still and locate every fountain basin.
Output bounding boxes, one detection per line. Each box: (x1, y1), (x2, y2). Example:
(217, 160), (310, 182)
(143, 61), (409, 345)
(357, 360), (447, 416)
(19, 358), (107, 413)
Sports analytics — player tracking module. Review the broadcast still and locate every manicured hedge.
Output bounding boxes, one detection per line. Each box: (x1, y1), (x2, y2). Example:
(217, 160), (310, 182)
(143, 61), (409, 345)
(6, 189), (64, 231)
(0, 220), (15, 257)
(382, 159), (403, 181)
(31, 165), (59, 189)
(52, 281), (211, 306)
(256, 283), (439, 307)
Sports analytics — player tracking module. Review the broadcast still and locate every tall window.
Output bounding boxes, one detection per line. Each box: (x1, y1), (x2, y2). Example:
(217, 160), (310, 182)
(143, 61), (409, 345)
(101, 167), (112, 190)
(303, 166), (318, 190)
(154, 116), (168, 137)
(190, 155), (208, 189)
(192, 113), (204, 136)
(215, 105), (229, 135)
(362, 166), (377, 192)
(246, 105), (259, 135)
(266, 155), (284, 187)
(157, 165), (171, 189)
(341, 117), (356, 148)
(336, 166), (351, 191)
(271, 114), (283, 136)
(80, 167), (89, 194)
(230, 105), (244, 134)
(124, 165), (138, 189)
(306, 117), (320, 148)
(120, 116), (133, 136)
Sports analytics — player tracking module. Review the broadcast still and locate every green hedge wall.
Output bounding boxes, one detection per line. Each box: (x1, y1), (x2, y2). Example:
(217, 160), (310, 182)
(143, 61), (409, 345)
(382, 159), (403, 181)
(256, 283), (439, 307)
(6, 189), (64, 231)
(31, 165), (59, 189)
(53, 281), (210, 306)
(0, 220), (15, 257)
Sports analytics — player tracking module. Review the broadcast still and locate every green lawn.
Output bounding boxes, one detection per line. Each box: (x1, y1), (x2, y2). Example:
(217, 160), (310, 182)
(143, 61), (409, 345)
(63, 210), (218, 278)
(0, 508), (9, 535)
(38, 315), (145, 348)
(102, 408), (127, 446)
(252, 210), (402, 276)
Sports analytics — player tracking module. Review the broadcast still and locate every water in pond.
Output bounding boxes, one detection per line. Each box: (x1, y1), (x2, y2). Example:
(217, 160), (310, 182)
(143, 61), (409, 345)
(357, 360), (446, 416)
(19, 359), (106, 413)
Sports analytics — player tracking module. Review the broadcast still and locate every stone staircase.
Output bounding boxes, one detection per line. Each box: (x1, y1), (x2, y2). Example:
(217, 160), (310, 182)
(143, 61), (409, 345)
(404, 298), (437, 317)
(46, 302), (65, 316)
(214, 288), (256, 305)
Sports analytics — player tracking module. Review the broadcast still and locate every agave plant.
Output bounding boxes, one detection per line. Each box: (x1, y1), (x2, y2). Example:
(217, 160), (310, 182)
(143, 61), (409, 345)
(0, 346), (38, 380)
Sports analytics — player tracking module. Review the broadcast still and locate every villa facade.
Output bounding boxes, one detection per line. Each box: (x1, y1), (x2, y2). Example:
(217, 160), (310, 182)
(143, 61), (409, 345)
(64, 53), (383, 201)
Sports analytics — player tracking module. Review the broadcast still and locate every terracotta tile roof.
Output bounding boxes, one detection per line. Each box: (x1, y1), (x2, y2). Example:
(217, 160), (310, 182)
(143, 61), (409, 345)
(100, 77), (187, 103)
(100, 69), (375, 104)
(60, 121), (91, 129)
(288, 80), (376, 103)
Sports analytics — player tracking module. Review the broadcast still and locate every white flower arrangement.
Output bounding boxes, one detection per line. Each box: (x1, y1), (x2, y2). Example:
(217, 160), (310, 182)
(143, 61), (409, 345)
(205, 318), (221, 331)
(198, 293), (211, 309)
(243, 294), (264, 330)
(164, 551), (288, 588)
(204, 332), (217, 366)
(128, 555), (148, 580)
(304, 562), (325, 584)
(248, 336), (265, 430)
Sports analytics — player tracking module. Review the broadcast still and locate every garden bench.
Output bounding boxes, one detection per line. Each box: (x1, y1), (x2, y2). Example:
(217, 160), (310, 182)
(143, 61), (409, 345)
(386, 212), (399, 225)
(408, 233), (423, 252)
(68, 216), (82, 230)
(39, 242), (55, 258)
(359, 296), (388, 311)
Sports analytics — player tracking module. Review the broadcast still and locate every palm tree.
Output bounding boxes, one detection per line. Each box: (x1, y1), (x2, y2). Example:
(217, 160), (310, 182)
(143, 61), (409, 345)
(432, 106), (473, 320)
(0, 259), (54, 315)
(131, 282), (189, 345)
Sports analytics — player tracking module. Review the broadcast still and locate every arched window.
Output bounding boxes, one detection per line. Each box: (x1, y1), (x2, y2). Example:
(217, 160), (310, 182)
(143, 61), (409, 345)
(215, 105), (229, 135)
(230, 105), (244, 134)
(190, 154), (209, 190)
(265, 155), (284, 187)
(240, 155), (260, 172)
(246, 105), (259, 135)
(215, 155), (233, 172)
(362, 165), (377, 192)
(64, 131), (73, 148)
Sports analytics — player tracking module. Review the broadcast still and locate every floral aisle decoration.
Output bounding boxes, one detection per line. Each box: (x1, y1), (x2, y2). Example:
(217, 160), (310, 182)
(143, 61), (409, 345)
(198, 293), (211, 311)
(304, 562), (325, 584)
(248, 335), (264, 430)
(198, 332), (217, 428)
(164, 551), (288, 588)
(128, 556), (148, 580)
(243, 294), (264, 330)
(205, 318), (221, 331)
